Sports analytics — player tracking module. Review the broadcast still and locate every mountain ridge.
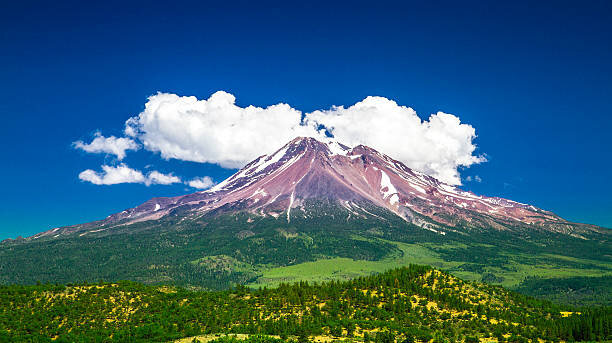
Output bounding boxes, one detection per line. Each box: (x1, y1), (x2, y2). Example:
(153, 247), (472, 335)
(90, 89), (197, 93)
(27, 136), (604, 241)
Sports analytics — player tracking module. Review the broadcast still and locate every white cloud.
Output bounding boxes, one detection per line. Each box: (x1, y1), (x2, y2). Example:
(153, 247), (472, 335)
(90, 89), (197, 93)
(186, 176), (214, 189)
(79, 164), (181, 186)
(78, 164), (145, 185)
(121, 91), (484, 185)
(307, 96), (486, 185)
(125, 91), (319, 169)
(145, 171), (181, 186)
(73, 132), (139, 160)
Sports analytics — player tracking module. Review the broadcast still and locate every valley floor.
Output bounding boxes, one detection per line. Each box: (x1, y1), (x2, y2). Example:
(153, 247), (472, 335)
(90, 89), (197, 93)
(246, 238), (612, 307)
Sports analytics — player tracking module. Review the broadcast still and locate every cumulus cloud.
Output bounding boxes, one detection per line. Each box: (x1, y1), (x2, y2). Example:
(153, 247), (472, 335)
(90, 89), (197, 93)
(307, 96), (486, 185)
(125, 91), (318, 168)
(78, 164), (145, 185)
(122, 91), (485, 185)
(145, 171), (181, 186)
(186, 176), (215, 189)
(73, 132), (139, 160)
(79, 164), (181, 186)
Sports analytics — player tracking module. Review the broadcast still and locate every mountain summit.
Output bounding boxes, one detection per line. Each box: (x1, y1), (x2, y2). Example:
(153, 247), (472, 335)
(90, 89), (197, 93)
(33, 137), (599, 239)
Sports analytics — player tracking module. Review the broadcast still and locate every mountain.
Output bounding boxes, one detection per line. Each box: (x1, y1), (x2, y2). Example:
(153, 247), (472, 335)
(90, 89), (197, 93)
(30, 137), (602, 240)
(1, 137), (611, 306)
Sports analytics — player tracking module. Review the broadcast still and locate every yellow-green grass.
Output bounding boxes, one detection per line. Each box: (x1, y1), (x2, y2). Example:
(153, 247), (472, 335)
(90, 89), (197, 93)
(174, 334), (277, 343)
(174, 334), (359, 343)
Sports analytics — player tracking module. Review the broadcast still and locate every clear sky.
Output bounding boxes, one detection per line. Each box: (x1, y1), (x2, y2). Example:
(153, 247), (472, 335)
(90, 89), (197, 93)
(1, 0), (611, 239)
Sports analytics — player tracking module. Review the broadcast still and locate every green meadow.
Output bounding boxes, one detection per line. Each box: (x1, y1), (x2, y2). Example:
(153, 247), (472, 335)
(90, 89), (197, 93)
(248, 239), (612, 295)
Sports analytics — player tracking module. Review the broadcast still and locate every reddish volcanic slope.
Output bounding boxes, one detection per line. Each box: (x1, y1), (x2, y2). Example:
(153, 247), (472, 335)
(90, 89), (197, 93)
(35, 137), (598, 239)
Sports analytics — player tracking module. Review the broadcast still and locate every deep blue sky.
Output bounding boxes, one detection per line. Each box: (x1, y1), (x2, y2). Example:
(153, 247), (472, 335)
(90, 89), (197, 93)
(1, 0), (611, 239)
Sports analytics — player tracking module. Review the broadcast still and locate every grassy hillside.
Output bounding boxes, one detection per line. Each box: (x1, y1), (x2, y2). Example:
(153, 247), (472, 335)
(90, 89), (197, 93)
(1, 265), (611, 343)
(246, 239), (612, 307)
(1, 206), (611, 306)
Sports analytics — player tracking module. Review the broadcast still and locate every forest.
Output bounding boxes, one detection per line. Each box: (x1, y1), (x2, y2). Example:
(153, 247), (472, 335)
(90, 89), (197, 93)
(1, 265), (610, 343)
(1, 202), (611, 307)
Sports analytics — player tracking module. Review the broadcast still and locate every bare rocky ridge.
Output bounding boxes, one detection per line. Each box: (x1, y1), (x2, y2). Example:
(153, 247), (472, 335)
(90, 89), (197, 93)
(32, 137), (602, 240)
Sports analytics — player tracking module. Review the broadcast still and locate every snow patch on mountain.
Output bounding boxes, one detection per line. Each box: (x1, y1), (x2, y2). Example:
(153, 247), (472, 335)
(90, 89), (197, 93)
(254, 146), (289, 173)
(389, 194), (399, 205)
(287, 191), (295, 223)
(379, 170), (398, 199)
(326, 140), (349, 156)
(411, 183), (427, 194)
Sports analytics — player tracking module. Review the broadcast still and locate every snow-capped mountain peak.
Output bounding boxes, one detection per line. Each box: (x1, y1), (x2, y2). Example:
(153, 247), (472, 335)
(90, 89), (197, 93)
(33, 137), (598, 239)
